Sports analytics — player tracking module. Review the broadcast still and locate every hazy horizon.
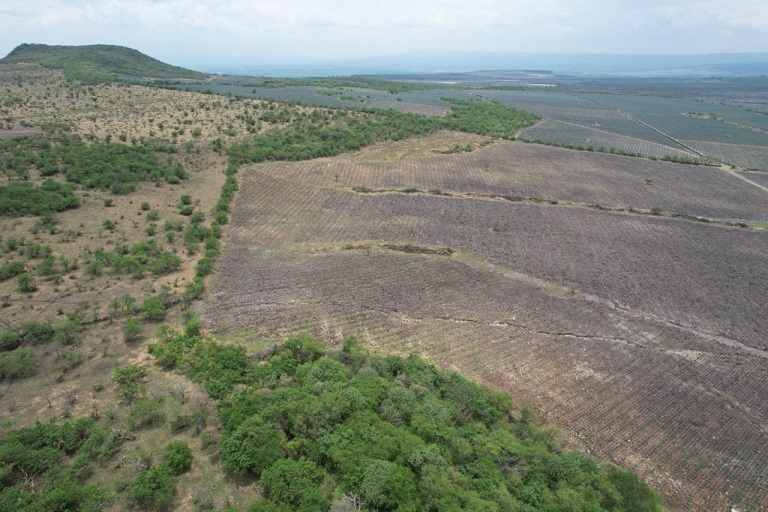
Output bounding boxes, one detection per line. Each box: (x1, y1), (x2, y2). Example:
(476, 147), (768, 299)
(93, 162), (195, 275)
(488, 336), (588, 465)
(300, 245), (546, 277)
(2, 0), (767, 71)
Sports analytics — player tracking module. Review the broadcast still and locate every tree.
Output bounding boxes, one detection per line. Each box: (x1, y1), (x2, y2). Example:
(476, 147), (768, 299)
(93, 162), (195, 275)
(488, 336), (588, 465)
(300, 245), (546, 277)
(219, 416), (286, 477)
(125, 465), (175, 510)
(351, 459), (421, 512)
(162, 441), (192, 475)
(142, 295), (166, 321)
(17, 272), (36, 292)
(123, 317), (143, 342)
(261, 457), (328, 510)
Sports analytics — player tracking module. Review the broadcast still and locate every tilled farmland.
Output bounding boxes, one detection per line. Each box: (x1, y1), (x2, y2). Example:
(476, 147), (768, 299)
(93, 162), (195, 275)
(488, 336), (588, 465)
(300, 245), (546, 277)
(204, 141), (768, 511)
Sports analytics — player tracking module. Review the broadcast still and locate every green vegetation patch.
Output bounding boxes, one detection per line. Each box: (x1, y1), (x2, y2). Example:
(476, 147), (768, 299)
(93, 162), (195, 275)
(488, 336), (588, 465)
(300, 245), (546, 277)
(1, 43), (209, 84)
(39, 140), (185, 194)
(442, 97), (541, 139)
(149, 334), (662, 511)
(1, 134), (187, 201)
(85, 241), (181, 278)
(0, 415), (190, 510)
(0, 180), (79, 216)
(230, 103), (539, 165)
(0, 418), (117, 510)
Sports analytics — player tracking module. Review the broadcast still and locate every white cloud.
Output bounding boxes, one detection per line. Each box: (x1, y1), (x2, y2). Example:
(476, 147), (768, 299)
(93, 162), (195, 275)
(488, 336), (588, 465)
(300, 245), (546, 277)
(1, 0), (766, 64)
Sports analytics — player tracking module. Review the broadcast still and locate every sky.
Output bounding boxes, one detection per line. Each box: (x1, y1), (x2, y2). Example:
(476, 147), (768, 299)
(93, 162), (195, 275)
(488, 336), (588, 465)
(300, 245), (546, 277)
(1, 0), (767, 68)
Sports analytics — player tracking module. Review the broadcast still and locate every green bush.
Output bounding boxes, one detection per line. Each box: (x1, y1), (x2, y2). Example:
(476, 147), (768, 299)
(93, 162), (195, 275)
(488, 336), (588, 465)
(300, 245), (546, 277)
(123, 317), (143, 342)
(162, 441), (192, 475)
(52, 318), (81, 345)
(0, 260), (25, 280)
(125, 464), (175, 510)
(220, 415), (286, 477)
(0, 180), (79, 217)
(17, 272), (36, 292)
(142, 295), (166, 321)
(261, 458), (328, 510)
(0, 347), (36, 380)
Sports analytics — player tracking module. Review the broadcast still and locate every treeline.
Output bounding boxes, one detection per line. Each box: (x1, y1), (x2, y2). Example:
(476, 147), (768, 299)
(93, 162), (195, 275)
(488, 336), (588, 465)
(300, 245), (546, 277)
(229, 100), (539, 165)
(148, 334), (662, 511)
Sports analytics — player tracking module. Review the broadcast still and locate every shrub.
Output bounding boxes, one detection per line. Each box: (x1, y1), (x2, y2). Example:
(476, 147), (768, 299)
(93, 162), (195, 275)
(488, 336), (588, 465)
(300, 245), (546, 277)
(142, 296), (166, 322)
(53, 319), (81, 345)
(123, 317), (143, 342)
(220, 416), (286, 477)
(162, 441), (192, 475)
(17, 272), (36, 292)
(125, 464), (175, 510)
(113, 364), (146, 402)
(0, 261), (25, 281)
(0, 347), (36, 380)
(196, 257), (213, 277)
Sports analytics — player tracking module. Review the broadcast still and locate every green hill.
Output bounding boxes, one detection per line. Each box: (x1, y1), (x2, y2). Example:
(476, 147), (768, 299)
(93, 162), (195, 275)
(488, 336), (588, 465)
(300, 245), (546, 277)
(0, 43), (209, 84)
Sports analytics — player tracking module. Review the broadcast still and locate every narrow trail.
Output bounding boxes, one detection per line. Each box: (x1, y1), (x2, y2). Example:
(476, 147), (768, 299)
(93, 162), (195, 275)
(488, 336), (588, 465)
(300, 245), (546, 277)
(721, 165), (768, 194)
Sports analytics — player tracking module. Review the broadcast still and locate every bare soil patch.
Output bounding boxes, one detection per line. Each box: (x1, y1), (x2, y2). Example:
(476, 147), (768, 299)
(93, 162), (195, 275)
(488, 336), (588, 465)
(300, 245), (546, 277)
(0, 127), (42, 137)
(204, 149), (768, 511)
(258, 141), (768, 222)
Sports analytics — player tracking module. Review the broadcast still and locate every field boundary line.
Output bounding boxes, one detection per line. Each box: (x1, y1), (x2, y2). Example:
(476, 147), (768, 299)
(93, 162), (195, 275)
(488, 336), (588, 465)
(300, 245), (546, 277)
(720, 166), (768, 194)
(572, 94), (702, 155)
(344, 187), (755, 228)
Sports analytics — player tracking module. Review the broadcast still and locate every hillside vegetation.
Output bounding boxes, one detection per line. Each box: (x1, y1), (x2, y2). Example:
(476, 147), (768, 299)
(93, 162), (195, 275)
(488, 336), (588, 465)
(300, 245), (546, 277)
(0, 49), (717, 511)
(0, 44), (209, 83)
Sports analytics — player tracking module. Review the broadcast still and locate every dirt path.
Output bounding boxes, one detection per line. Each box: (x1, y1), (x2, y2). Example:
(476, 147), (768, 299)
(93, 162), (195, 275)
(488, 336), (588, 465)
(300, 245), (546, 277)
(0, 127), (42, 138)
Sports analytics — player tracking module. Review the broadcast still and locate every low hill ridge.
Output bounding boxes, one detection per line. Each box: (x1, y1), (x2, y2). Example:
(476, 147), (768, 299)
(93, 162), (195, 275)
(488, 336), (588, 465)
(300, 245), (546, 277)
(1, 43), (209, 83)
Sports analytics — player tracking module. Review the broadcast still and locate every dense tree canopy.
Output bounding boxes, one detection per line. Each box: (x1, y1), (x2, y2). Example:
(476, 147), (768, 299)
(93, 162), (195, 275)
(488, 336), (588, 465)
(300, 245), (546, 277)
(149, 334), (663, 511)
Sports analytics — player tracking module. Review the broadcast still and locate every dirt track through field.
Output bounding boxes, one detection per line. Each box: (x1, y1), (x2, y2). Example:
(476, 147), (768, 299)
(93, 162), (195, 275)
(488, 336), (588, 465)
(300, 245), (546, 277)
(204, 143), (768, 511)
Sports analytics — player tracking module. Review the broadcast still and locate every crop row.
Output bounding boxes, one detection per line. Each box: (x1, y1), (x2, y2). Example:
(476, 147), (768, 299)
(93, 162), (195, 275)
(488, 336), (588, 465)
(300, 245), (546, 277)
(519, 119), (702, 160)
(580, 93), (768, 146)
(233, 162), (768, 349)
(683, 140), (768, 171)
(246, 141), (768, 222)
(367, 100), (449, 117)
(206, 151), (768, 511)
(205, 247), (768, 511)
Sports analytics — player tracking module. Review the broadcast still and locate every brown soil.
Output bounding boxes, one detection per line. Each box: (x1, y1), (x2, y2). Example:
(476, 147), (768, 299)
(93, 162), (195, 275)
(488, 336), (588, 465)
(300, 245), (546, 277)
(203, 146), (768, 511)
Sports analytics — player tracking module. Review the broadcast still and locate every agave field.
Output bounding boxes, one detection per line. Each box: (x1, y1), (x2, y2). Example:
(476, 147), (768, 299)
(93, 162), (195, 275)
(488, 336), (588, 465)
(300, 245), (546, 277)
(737, 170), (768, 190)
(259, 141), (768, 222)
(683, 140), (768, 170)
(204, 139), (768, 511)
(474, 89), (768, 170)
(171, 82), (470, 116)
(519, 119), (702, 160)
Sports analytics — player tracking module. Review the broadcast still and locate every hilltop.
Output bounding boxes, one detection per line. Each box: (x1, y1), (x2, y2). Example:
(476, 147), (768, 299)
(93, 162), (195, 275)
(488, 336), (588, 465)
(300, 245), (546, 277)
(0, 43), (209, 83)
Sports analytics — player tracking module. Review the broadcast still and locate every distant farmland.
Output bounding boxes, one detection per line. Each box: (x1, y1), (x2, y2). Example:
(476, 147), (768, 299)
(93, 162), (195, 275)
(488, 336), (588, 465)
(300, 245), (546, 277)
(475, 89), (768, 169)
(204, 137), (768, 511)
(169, 82), (472, 116)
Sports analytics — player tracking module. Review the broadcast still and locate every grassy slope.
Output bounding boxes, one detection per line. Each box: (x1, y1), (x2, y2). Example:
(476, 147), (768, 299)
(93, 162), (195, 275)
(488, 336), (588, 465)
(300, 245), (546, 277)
(0, 43), (209, 83)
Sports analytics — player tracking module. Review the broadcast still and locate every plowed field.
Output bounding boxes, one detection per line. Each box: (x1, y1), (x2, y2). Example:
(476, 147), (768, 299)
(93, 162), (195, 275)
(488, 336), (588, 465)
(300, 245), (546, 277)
(204, 142), (768, 511)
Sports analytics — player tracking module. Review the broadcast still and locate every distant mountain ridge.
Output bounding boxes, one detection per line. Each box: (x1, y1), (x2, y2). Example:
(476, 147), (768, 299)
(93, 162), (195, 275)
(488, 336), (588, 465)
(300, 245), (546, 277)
(0, 43), (209, 84)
